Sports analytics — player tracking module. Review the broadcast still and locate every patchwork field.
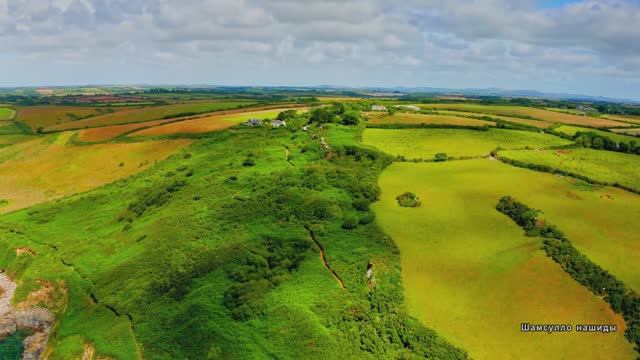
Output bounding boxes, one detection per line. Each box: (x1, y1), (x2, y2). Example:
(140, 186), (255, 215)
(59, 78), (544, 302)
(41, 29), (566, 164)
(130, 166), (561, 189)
(362, 128), (571, 159)
(500, 148), (640, 192)
(611, 128), (640, 136)
(366, 113), (495, 127)
(372, 159), (639, 359)
(603, 114), (640, 125)
(554, 125), (640, 144)
(432, 110), (553, 128)
(0, 134), (191, 213)
(0, 108), (15, 120)
(0, 135), (36, 147)
(44, 101), (256, 132)
(420, 104), (629, 127)
(77, 118), (176, 142)
(16, 106), (135, 130)
(130, 109), (288, 137)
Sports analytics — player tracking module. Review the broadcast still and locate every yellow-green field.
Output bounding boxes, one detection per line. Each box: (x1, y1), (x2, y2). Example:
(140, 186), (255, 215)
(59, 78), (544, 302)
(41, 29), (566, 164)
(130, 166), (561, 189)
(0, 108), (15, 120)
(372, 159), (639, 359)
(420, 104), (629, 127)
(44, 101), (255, 132)
(362, 128), (571, 159)
(0, 133), (191, 213)
(500, 148), (640, 192)
(366, 112), (495, 127)
(554, 125), (639, 144)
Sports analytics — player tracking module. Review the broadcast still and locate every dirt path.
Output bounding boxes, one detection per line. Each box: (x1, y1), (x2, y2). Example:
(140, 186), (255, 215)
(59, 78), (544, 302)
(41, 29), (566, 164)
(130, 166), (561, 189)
(305, 226), (345, 289)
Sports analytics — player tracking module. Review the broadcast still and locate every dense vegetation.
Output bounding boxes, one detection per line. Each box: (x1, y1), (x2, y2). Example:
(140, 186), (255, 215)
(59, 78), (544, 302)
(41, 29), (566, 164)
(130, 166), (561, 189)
(0, 116), (466, 358)
(497, 196), (640, 354)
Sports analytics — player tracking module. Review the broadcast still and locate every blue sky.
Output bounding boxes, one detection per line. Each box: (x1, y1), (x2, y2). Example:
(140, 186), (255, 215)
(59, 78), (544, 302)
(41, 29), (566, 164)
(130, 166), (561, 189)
(1, 0), (639, 99)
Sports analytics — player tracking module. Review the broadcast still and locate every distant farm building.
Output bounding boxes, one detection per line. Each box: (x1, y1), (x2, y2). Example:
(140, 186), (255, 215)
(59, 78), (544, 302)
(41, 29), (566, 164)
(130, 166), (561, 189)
(371, 105), (387, 111)
(271, 119), (287, 128)
(243, 118), (263, 126)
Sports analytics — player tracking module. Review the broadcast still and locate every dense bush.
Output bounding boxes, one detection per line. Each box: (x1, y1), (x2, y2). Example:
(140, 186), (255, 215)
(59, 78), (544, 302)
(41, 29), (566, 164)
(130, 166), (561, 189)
(434, 152), (448, 162)
(396, 192), (421, 208)
(223, 237), (312, 320)
(341, 215), (359, 230)
(127, 180), (187, 218)
(497, 196), (640, 352)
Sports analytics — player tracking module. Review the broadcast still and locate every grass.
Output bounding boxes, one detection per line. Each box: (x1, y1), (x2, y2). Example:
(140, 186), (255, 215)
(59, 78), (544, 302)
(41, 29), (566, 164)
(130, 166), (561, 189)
(77, 119), (176, 142)
(554, 125), (640, 144)
(16, 106), (135, 130)
(362, 128), (571, 159)
(372, 159), (638, 359)
(0, 124), (466, 359)
(499, 148), (640, 192)
(0, 133), (191, 213)
(0, 108), (15, 121)
(130, 109), (291, 137)
(420, 104), (629, 128)
(602, 114), (640, 125)
(366, 113), (495, 127)
(44, 101), (256, 132)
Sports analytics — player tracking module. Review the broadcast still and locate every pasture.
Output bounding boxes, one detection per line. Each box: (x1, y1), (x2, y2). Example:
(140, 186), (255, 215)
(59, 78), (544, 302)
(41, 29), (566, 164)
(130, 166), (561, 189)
(77, 118), (176, 142)
(554, 125), (639, 144)
(44, 101), (255, 132)
(0, 134), (191, 213)
(0, 108), (15, 120)
(612, 128), (640, 136)
(499, 148), (640, 192)
(130, 109), (288, 137)
(372, 159), (639, 359)
(362, 128), (571, 159)
(366, 113), (495, 127)
(603, 114), (640, 125)
(420, 104), (629, 128)
(16, 106), (133, 130)
(432, 110), (553, 128)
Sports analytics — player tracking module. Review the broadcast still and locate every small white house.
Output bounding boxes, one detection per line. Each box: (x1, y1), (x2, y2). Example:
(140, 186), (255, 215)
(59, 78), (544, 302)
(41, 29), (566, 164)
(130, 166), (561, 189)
(271, 119), (287, 128)
(371, 105), (387, 111)
(302, 125), (309, 131)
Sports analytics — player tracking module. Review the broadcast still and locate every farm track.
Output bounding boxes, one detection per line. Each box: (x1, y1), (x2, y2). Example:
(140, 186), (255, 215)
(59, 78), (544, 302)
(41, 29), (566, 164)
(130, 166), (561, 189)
(305, 225), (345, 289)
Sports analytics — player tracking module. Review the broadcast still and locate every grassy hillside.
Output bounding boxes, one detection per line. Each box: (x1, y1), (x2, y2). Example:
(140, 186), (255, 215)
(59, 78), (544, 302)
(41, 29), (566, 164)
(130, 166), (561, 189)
(554, 125), (640, 144)
(0, 124), (466, 359)
(372, 159), (638, 359)
(362, 128), (571, 160)
(0, 108), (15, 120)
(366, 113), (495, 127)
(16, 106), (135, 130)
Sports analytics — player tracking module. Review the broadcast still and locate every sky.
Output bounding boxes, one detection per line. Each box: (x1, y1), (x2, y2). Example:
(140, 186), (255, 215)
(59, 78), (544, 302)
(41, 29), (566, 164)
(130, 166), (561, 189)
(1, 0), (640, 99)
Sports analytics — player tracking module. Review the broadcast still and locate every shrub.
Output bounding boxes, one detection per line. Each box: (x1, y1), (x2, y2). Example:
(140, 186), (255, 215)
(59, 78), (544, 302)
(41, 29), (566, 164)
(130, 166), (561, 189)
(342, 215), (359, 230)
(242, 158), (255, 167)
(434, 153), (448, 162)
(359, 212), (375, 225)
(396, 192), (421, 208)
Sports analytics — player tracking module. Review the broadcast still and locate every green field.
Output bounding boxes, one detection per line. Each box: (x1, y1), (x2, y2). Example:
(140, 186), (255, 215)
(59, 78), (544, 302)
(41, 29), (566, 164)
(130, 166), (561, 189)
(555, 125), (639, 144)
(44, 101), (257, 132)
(362, 128), (571, 159)
(372, 159), (639, 359)
(0, 108), (15, 120)
(500, 148), (640, 192)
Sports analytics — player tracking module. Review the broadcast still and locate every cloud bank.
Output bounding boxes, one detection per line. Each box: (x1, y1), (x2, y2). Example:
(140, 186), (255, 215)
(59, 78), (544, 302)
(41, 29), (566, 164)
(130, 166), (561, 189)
(1, 0), (639, 98)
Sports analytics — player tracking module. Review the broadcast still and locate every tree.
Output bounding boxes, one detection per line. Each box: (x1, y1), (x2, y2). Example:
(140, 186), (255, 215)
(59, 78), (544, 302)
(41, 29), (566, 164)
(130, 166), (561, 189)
(341, 110), (361, 126)
(309, 107), (336, 124)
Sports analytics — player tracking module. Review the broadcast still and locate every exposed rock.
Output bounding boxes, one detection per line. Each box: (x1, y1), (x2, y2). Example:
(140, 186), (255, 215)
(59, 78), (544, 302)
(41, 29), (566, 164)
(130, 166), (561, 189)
(82, 343), (96, 360)
(16, 247), (36, 256)
(0, 318), (17, 340)
(22, 331), (49, 360)
(10, 308), (54, 332)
